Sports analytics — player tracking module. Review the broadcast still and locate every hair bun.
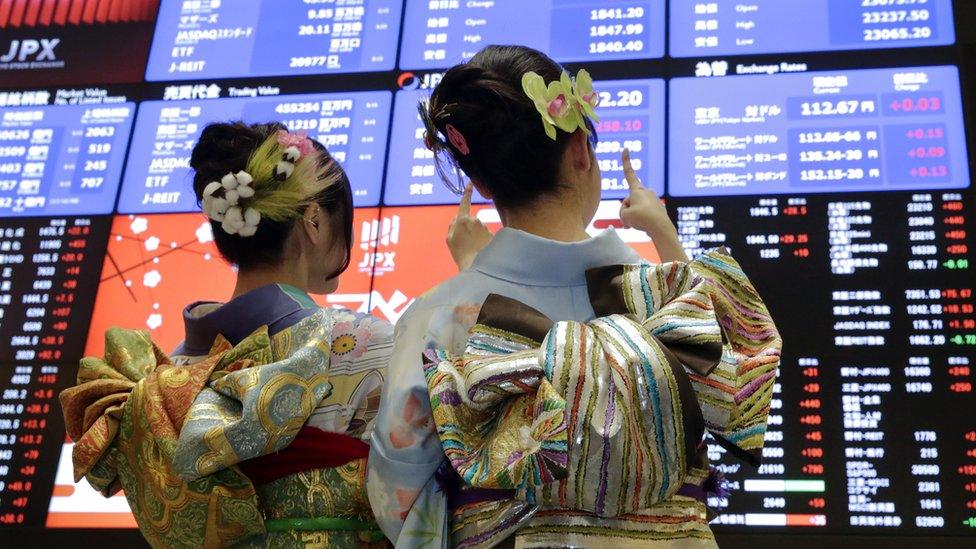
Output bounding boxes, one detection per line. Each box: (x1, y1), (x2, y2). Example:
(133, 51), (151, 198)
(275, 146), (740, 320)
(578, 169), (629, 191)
(190, 122), (283, 203)
(424, 45), (573, 209)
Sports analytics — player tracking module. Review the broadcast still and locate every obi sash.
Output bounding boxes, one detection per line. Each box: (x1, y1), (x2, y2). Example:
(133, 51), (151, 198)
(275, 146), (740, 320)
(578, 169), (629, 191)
(423, 248), (782, 547)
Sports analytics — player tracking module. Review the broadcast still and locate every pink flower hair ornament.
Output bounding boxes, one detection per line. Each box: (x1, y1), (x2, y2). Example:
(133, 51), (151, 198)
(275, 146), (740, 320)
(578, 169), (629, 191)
(547, 94), (571, 119)
(275, 129), (316, 157)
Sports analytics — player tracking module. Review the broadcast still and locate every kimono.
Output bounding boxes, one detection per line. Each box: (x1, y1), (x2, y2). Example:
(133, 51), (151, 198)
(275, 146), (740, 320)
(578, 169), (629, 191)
(367, 228), (781, 548)
(60, 283), (393, 548)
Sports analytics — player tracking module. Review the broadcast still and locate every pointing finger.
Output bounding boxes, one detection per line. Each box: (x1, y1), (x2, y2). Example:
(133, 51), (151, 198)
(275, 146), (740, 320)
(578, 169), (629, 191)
(458, 181), (474, 217)
(622, 148), (642, 192)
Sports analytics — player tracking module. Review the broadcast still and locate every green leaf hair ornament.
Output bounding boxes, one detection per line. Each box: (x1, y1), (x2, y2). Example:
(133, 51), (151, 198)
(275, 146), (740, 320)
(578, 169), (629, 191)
(521, 69), (601, 140)
(200, 129), (342, 238)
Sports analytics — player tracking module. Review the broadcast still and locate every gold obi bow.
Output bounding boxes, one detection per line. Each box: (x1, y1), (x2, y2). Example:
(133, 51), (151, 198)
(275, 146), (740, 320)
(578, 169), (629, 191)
(59, 327), (276, 548)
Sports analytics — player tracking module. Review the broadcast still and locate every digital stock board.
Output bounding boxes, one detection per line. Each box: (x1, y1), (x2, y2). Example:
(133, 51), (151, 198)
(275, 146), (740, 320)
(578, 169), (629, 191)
(0, 0), (973, 543)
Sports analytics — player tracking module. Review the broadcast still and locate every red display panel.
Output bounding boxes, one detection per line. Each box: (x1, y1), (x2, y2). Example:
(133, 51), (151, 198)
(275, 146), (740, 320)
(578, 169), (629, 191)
(84, 209), (379, 358)
(83, 212), (236, 357)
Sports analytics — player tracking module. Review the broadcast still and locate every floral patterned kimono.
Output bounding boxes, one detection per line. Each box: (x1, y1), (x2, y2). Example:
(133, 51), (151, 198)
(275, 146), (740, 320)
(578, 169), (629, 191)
(60, 284), (393, 548)
(367, 228), (781, 548)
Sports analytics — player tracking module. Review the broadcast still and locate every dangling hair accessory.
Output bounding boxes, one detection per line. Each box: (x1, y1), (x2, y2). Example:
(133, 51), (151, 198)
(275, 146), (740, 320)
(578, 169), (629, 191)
(273, 129), (314, 181)
(418, 100), (468, 194)
(423, 131), (436, 152)
(202, 170), (261, 237)
(522, 69), (600, 140)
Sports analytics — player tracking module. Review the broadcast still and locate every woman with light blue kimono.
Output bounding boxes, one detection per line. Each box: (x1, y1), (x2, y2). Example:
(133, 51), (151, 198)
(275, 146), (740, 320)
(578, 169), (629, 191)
(367, 46), (782, 548)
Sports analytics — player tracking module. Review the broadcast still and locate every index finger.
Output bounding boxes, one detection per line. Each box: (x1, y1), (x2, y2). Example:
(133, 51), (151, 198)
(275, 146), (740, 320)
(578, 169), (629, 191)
(622, 148), (643, 192)
(458, 181), (474, 217)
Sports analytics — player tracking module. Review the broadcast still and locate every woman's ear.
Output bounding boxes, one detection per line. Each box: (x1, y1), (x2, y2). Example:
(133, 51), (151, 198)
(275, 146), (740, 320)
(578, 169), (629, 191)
(301, 203), (321, 245)
(570, 130), (592, 173)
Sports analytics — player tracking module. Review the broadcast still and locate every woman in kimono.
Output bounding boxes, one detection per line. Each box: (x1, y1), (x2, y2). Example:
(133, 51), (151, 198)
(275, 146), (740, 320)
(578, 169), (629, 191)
(59, 122), (482, 548)
(367, 45), (783, 548)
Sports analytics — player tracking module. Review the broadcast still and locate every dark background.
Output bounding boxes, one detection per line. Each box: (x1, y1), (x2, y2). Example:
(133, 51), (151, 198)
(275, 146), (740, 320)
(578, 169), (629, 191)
(0, 0), (974, 546)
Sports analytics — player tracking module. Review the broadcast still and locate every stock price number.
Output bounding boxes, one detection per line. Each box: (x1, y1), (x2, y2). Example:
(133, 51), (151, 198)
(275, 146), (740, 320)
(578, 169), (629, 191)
(590, 6), (645, 21)
(589, 40), (645, 55)
(596, 89), (644, 109)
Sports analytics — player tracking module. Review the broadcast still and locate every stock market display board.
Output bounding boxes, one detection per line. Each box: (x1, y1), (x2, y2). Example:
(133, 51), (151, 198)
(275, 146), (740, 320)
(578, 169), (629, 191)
(0, 0), (973, 543)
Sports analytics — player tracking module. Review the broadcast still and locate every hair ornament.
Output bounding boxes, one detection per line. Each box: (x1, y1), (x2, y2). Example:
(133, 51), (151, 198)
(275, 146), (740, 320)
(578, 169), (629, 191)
(276, 129), (316, 156)
(283, 147), (301, 162)
(547, 94), (570, 119)
(574, 70), (599, 119)
(202, 170), (261, 237)
(271, 130), (315, 181)
(272, 129), (314, 181)
(218, 205), (261, 237)
(417, 98), (467, 193)
(522, 69), (600, 140)
(273, 160), (295, 181)
(445, 124), (470, 155)
(202, 181), (228, 221)
(203, 180), (222, 199)
(239, 207), (261, 237)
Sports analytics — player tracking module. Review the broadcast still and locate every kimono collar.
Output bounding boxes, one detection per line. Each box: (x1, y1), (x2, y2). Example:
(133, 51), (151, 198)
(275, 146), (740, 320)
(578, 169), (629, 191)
(470, 227), (639, 287)
(181, 283), (317, 356)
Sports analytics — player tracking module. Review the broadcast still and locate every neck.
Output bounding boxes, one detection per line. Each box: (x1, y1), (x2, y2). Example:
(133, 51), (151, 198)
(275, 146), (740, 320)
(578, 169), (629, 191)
(232, 264), (308, 300)
(500, 192), (590, 243)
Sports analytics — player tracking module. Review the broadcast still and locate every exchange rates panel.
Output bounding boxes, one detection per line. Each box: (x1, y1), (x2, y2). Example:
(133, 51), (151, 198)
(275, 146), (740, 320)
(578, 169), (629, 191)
(0, 103), (134, 218)
(398, 0), (664, 70)
(670, 0), (955, 57)
(671, 189), (976, 534)
(118, 92), (392, 214)
(145, 0), (402, 81)
(384, 79), (664, 206)
(669, 66), (969, 197)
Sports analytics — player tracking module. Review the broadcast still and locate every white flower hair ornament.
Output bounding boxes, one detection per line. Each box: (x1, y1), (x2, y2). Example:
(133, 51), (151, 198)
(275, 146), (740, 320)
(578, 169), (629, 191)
(202, 170), (261, 237)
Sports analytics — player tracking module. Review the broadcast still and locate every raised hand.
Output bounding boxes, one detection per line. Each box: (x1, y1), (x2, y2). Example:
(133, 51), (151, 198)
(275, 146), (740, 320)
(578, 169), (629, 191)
(618, 148), (672, 234)
(447, 182), (493, 271)
(617, 149), (688, 262)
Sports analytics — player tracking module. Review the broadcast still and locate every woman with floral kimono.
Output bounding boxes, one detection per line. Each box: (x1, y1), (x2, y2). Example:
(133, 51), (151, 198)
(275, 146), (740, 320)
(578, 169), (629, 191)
(367, 45), (783, 548)
(59, 122), (479, 548)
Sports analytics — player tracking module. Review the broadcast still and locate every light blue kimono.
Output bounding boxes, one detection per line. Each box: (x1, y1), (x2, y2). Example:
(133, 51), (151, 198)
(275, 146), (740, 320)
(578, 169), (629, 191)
(367, 228), (640, 547)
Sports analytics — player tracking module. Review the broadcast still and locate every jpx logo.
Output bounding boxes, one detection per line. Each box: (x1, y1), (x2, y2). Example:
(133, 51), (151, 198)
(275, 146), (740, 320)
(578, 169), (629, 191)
(0, 39), (60, 64)
(360, 215), (400, 250)
(397, 71), (444, 90)
(357, 216), (400, 272)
